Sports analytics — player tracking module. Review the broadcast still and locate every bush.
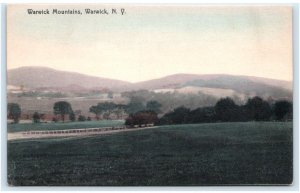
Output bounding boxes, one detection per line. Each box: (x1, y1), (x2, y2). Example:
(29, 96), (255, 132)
(78, 115), (86, 122)
(52, 117), (58, 123)
(32, 112), (40, 123)
(125, 110), (158, 126)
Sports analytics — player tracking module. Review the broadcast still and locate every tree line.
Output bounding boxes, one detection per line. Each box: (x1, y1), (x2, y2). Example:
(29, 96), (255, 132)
(7, 99), (162, 123)
(7, 96), (292, 125)
(157, 97), (292, 125)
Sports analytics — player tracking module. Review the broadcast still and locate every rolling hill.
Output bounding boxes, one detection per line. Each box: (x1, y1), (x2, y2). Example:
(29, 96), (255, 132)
(7, 66), (132, 92)
(7, 66), (292, 99)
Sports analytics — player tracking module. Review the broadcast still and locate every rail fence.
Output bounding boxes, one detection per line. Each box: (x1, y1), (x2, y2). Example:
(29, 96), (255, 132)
(22, 126), (127, 135)
(21, 124), (154, 135)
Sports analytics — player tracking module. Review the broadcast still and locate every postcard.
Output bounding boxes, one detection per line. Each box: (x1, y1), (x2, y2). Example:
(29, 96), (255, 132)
(6, 4), (293, 186)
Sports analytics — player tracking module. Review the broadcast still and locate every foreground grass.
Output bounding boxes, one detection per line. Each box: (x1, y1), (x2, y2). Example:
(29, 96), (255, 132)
(8, 122), (292, 185)
(7, 120), (125, 133)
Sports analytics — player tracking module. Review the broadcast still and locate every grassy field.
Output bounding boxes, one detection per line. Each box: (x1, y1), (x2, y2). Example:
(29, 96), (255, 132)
(7, 120), (125, 133)
(7, 122), (292, 186)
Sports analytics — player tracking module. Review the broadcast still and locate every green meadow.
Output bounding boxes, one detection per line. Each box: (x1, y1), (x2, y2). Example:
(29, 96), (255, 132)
(7, 120), (125, 133)
(8, 122), (292, 185)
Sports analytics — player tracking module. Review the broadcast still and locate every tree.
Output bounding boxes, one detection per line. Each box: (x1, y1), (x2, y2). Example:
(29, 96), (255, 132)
(69, 111), (76, 122)
(187, 107), (216, 123)
(146, 100), (162, 114)
(7, 103), (21, 123)
(32, 112), (40, 123)
(245, 96), (272, 121)
(125, 101), (145, 115)
(78, 115), (86, 122)
(100, 102), (116, 119)
(114, 104), (127, 119)
(125, 110), (158, 127)
(53, 101), (73, 122)
(89, 102), (116, 120)
(214, 97), (240, 122)
(159, 106), (190, 125)
(89, 105), (102, 120)
(87, 116), (92, 121)
(274, 100), (292, 121)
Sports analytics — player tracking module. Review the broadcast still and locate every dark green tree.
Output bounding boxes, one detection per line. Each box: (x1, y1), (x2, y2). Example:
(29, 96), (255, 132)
(53, 101), (73, 122)
(100, 102), (116, 119)
(32, 112), (40, 123)
(78, 115), (86, 122)
(146, 100), (162, 114)
(214, 97), (240, 122)
(274, 100), (292, 121)
(125, 101), (145, 115)
(89, 105), (102, 120)
(187, 107), (216, 123)
(159, 106), (190, 125)
(7, 103), (21, 123)
(114, 104), (127, 119)
(90, 102), (116, 120)
(245, 96), (272, 121)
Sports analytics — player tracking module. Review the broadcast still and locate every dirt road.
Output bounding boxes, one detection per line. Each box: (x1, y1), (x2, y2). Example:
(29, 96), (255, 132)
(7, 126), (157, 141)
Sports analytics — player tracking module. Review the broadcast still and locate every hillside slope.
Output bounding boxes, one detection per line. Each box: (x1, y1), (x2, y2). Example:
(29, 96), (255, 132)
(8, 67), (292, 99)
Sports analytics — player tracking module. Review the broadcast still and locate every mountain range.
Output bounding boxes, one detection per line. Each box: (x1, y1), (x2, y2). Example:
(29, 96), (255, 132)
(7, 66), (292, 99)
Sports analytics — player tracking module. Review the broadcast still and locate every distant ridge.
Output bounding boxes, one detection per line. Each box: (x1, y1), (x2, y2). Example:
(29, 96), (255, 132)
(7, 66), (292, 99)
(7, 66), (132, 92)
(133, 73), (292, 90)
